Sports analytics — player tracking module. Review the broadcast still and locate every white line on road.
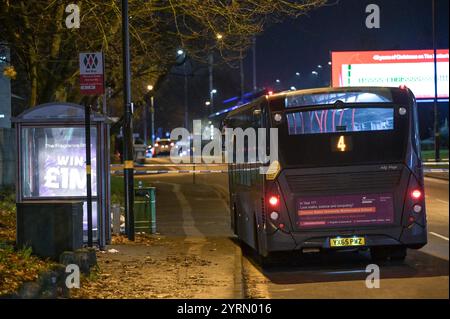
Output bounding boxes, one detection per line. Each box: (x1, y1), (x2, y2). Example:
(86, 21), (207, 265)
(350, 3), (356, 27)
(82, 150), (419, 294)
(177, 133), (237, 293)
(436, 199), (449, 205)
(429, 232), (449, 241)
(173, 183), (204, 237)
(324, 270), (368, 275)
(425, 177), (449, 185)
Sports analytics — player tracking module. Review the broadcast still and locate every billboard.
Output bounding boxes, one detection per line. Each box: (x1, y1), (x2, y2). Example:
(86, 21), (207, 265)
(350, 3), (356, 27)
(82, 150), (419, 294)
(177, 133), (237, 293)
(332, 49), (449, 99)
(37, 128), (97, 197)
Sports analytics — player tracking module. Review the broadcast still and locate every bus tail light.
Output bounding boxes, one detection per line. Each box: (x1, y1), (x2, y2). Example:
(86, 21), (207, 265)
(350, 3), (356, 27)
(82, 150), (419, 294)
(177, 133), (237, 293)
(270, 211), (279, 221)
(411, 189), (422, 200)
(268, 196), (279, 207)
(266, 186), (287, 230)
(404, 176), (425, 227)
(413, 204), (422, 213)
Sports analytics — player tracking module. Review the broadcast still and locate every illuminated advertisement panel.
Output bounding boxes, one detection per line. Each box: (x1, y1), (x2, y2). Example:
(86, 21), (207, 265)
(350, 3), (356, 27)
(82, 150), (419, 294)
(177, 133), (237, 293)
(21, 127), (97, 197)
(332, 49), (449, 99)
(21, 127), (98, 237)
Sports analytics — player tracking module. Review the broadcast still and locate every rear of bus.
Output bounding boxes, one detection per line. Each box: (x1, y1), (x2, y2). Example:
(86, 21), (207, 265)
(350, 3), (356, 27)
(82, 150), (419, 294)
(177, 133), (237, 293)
(262, 87), (427, 260)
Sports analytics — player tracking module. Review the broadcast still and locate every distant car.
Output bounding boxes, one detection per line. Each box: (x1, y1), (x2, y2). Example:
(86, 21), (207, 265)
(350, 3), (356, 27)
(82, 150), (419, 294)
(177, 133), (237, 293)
(153, 138), (174, 156)
(174, 139), (192, 157)
(145, 145), (154, 158)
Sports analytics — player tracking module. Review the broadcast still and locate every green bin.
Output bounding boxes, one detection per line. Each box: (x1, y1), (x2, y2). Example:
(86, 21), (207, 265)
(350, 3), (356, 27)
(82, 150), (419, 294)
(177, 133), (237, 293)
(134, 186), (156, 234)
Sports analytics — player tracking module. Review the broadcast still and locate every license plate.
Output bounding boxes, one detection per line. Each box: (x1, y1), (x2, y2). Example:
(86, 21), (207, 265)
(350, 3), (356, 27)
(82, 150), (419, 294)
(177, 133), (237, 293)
(330, 237), (365, 247)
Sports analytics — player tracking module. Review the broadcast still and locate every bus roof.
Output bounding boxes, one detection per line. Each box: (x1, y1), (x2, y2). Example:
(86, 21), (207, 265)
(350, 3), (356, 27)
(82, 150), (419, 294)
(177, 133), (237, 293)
(226, 86), (412, 118)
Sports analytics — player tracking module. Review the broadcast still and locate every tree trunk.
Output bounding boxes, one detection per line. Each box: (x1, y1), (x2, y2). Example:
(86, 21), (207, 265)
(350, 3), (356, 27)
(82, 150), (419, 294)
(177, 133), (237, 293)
(29, 62), (38, 107)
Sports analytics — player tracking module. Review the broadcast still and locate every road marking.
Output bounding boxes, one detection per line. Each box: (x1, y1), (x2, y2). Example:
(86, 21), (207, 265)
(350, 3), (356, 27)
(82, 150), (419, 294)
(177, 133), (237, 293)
(436, 199), (449, 205)
(172, 183), (204, 237)
(425, 177), (449, 185)
(324, 269), (368, 275)
(429, 232), (449, 241)
(424, 168), (449, 173)
(423, 162), (449, 166)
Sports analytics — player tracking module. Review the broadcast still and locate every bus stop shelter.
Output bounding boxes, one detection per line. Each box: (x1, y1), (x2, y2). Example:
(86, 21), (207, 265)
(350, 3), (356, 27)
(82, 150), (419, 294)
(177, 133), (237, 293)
(13, 102), (112, 247)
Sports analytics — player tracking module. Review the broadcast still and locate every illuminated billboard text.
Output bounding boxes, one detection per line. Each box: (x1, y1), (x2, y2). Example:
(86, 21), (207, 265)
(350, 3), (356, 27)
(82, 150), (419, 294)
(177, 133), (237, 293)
(332, 50), (449, 99)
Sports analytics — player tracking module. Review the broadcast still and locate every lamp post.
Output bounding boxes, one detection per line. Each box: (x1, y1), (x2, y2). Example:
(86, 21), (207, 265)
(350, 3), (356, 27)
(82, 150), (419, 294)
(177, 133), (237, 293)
(252, 37), (257, 91)
(208, 34), (223, 112)
(432, 0), (440, 161)
(147, 85), (155, 146)
(209, 53), (214, 111)
(121, 0), (134, 241)
(176, 49), (189, 129)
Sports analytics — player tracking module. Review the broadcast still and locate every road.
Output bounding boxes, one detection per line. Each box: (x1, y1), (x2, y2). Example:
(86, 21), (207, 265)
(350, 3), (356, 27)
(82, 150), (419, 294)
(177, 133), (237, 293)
(98, 159), (448, 299)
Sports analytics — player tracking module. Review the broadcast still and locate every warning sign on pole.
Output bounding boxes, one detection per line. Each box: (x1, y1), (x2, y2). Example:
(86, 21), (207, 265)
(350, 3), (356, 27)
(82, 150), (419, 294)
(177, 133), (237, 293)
(79, 52), (104, 95)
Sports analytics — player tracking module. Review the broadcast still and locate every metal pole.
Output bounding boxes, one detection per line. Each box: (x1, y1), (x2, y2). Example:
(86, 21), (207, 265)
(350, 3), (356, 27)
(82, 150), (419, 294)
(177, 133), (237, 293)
(240, 50), (245, 101)
(85, 102), (93, 247)
(209, 53), (214, 111)
(252, 37), (257, 91)
(102, 52), (107, 115)
(432, 0), (440, 161)
(150, 95), (155, 146)
(143, 100), (148, 146)
(121, 0), (135, 240)
(184, 62), (189, 129)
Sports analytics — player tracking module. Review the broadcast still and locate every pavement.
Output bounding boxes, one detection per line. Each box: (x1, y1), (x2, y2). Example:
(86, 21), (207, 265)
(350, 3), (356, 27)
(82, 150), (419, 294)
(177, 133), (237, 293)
(75, 158), (449, 299)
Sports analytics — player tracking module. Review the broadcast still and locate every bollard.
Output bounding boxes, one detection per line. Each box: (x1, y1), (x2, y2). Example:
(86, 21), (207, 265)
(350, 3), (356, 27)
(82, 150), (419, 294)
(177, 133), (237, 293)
(111, 204), (121, 235)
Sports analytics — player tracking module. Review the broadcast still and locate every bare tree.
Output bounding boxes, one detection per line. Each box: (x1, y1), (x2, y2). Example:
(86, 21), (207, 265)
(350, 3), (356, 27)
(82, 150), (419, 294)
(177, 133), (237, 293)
(0, 0), (326, 108)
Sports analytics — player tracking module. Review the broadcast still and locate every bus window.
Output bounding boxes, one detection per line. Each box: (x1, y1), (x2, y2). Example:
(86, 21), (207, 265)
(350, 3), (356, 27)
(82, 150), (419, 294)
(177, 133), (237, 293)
(286, 107), (394, 135)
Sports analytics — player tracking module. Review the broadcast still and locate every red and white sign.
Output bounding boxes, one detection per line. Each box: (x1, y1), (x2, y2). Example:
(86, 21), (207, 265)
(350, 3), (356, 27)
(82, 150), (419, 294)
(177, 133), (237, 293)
(332, 49), (449, 99)
(79, 52), (104, 95)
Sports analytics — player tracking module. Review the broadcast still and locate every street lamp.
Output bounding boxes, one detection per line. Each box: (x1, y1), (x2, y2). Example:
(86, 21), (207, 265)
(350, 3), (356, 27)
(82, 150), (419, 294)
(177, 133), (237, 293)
(145, 84), (155, 146)
(295, 72), (300, 76)
(205, 101), (211, 106)
(312, 71), (318, 75)
(210, 89), (217, 111)
(216, 33), (223, 40)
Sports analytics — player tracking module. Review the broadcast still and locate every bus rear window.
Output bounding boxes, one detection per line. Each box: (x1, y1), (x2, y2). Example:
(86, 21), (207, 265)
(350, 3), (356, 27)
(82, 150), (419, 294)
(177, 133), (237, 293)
(286, 107), (394, 135)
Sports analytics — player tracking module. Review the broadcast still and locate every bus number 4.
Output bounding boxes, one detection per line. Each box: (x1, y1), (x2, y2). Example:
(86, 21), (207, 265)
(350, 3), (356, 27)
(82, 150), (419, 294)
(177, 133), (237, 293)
(337, 136), (346, 152)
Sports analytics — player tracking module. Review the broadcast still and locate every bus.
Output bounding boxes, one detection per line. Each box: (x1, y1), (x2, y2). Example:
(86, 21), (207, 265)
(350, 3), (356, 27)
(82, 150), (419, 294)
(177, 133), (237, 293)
(224, 87), (427, 263)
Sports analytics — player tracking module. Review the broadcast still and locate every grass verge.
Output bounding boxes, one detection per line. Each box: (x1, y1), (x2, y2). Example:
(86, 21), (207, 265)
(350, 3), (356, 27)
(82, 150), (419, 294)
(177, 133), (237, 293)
(0, 190), (54, 296)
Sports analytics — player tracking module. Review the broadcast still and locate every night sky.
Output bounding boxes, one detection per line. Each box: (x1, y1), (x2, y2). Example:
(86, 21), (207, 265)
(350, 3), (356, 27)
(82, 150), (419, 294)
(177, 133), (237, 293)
(252, 0), (449, 90)
(155, 0), (448, 138)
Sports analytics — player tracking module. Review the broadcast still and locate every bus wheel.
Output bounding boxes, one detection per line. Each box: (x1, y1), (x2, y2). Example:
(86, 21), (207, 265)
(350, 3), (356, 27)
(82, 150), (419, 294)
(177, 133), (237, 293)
(232, 204), (238, 236)
(258, 253), (276, 268)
